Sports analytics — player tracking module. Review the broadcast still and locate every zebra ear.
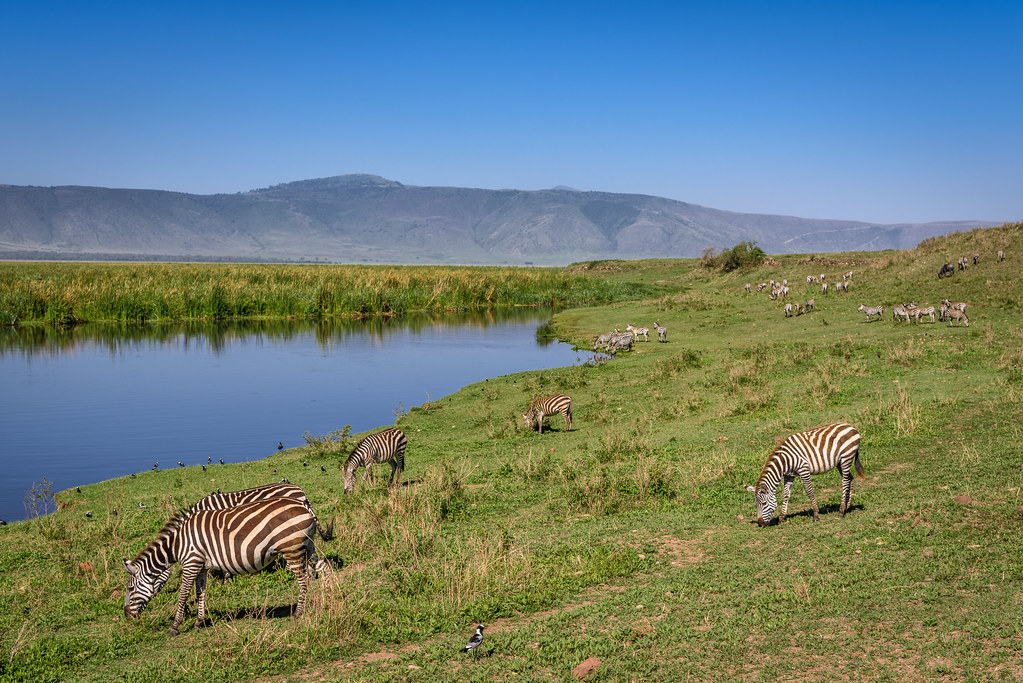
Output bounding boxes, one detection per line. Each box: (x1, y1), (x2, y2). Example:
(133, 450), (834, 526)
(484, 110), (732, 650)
(123, 557), (140, 576)
(744, 485), (756, 494)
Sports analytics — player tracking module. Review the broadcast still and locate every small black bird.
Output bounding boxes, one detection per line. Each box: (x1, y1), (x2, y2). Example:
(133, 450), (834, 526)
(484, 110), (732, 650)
(219, 458), (225, 465)
(0, 520), (6, 525)
(274, 468), (278, 474)
(321, 465), (326, 473)
(461, 624), (485, 658)
(281, 477), (289, 483)
(152, 462), (158, 470)
(130, 473), (136, 479)
(76, 487), (82, 494)
(85, 511), (92, 519)
(112, 509), (118, 516)
(178, 461), (185, 468)
(202, 464), (206, 471)
(278, 442), (284, 450)
(207, 457), (212, 465)
(138, 502), (148, 509)
(217, 488), (222, 494)
(303, 461), (308, 467)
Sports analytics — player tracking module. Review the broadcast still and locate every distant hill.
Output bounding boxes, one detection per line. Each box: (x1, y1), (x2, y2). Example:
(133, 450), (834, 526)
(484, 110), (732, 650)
(0, 175), (1002, 264)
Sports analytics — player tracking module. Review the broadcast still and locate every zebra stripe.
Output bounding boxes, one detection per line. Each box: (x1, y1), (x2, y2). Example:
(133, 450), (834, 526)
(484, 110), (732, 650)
(523, 394), (573, 434)
(341, 427), (407, 494)
(653, 322), (667, 343)
(191, 482), (334, 541)
(745, 422), (863, 526)
(857, 304), (883, 321)
(626, 324), (650, 341)
(122, 498), (318, 634)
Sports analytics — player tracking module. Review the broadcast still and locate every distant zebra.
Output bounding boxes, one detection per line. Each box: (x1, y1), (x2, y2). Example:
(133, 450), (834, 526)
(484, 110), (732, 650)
(794, 303), (805, 316)
(745, 422), (863, 526)
(972, 253), (979, 266)
(653, 322), (667, 343)
(892, 304), (911, 323)
(912, 305), (936, 323)
(998, 250), (1005, 262)
(784, 303), (793, 317)
(821, 282), (828, 295)
(947, 309), (970, 327)
(857, 304), (883, 322)
(609, 331), (634, 354)
(123, 498), (320, 634)
(190, 482), (334, 541)
(941, 299), (967, 314)
(626, 324), (649, 341)
(744, 283), (752, 294)
(938, 263), (954, 279)
(757, 282), (768, 292)
(805, 298), (815, 312)
(341, 427), (407, 494)
(593, 331), (614, 352)
(523, 393), (572, 434)
(843, 270), (853, 281)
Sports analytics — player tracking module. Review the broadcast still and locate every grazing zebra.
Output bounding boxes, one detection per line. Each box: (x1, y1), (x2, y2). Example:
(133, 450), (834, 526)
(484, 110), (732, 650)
(998, 250), (1005, 262)
(653, 322), (667, 342)
(122, 498), (320, 634)
(190, 482), (334, 541)
(608, 331), (634, 354)
(757, 282), (768, 292)
(972, 253), (979, 266)
(857, 304), (883, 321)
(912, 305), (936, 323)
(341, 427), (407, 494)
(805, 298), (815, 312)
(938, 263), (954, 279)
(593, 331), (614, 352)
(523, 394), (572, 434)
(892, 304), (911, 323)
(821, 282), (828, 295)
(843, 270), (853, 281)
(626, 324), (649, 341)
(947, 309), (970, 327)
(744, 283), (752, 294)
(745, 422), (863, 526)
(941, 299), (967, 314)
(783, 303), (793, 317)
(807, 275), (819, 284)
(794, 303), (805, 316)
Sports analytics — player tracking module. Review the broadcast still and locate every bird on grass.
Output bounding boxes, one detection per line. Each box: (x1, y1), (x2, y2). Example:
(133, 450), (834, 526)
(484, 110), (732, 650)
(138, 502), (148, 509)
(85, 511), (92, 519)
(207, 457), (212, 465)
(76, 487), (82, 494)
(302, 461), (308, 467)
(278, 442), (284, 451)
(219, 458), (225, 465)
(177, 461), (185, 468)
(202, 464), (206, 471)
(321, 465), (326, 473)
(461, 624), (485, 659)
(152, 462), (158, 470)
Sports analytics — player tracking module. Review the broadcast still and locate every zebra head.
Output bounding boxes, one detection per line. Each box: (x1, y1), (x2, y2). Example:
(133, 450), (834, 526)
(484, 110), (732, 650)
(342, 465), (357, 495)
(122, 557), (172, 617)
(744, 484), (777, 527)
(522, 408), (537, 429)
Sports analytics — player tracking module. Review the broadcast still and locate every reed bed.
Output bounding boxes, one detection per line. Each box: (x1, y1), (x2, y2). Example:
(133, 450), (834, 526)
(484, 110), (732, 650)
(0, 262), (656, 325)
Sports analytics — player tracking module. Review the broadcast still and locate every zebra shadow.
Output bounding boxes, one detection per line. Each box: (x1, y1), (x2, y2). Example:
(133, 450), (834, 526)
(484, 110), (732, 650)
(786, 502), (864, 521)
(218, 604), (298, 623)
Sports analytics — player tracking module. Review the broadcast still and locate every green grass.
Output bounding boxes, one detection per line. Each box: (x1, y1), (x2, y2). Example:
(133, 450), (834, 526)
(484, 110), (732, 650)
(1, 222), (1021, 682)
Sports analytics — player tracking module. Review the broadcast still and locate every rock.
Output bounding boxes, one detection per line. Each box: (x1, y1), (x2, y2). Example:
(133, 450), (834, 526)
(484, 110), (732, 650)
(1017, 505), (1023, 516)
(573, 657), (601, 679)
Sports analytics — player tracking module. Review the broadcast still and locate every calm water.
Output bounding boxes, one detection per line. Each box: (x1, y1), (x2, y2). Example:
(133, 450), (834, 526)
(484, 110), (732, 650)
(0, 311), (582, 522)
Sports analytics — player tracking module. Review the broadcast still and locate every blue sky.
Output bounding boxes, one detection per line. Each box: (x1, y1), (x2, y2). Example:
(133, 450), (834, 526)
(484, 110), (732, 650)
(1, 1), (1020, 224)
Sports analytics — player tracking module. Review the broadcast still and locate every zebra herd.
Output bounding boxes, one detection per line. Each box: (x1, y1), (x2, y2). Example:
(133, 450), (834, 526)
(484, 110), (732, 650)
(859, 299), (969, 326)
(746, 270), (855, 320)
(939, 249), (1007, 279)
(592, 322), (667, 356)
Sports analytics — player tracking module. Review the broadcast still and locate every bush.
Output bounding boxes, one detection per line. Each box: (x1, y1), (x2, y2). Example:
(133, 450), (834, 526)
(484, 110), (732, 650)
(702, 241), (766, 272)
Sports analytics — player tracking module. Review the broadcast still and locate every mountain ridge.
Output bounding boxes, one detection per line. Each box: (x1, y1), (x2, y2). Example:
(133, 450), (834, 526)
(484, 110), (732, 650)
(0, 175), (1001, 264)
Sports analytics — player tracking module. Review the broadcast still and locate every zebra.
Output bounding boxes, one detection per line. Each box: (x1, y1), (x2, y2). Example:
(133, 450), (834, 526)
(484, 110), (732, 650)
(998, 250), (1005, 262)
(892, 304), (911, 323)
(523, 394), (572, 434)
(912, 305), (936, 323)
(805, 298), (815, 313)
(947, 309), (970, 327)
(843, 270), (853, 281)
(745, 422), (863, 526)
(593, 331), (614, 352)
(653, 322), (667, 343)
(122, 498), (320, 635)
(857, 304), (883, 322)
(626, 324), (649, 341)
(941, 299), (967, 314)
(757, 282), (768, 292)
(190, 482), (334, 541)
(744, 283), (752, 294)
(821, 282), (828, 295)
(783, 303), (793, 318)
(794, 303), (805, 316)
(341, 427), (407, 494)
(938, 263), (954, 279)
(972, 253), (979, 266)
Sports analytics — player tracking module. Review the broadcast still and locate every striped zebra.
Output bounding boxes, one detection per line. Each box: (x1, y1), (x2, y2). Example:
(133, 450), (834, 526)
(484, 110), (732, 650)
(805, 298), (815, 312)
(653, 322), (667, 343)
(892, 304), (911, 323)
(627, 324), (650, 341)
(744, 283), (752, 294)
(523, 394), (572, 433)
(609, 331), (634, 353)
(857, 304), (883, 321)
(912, 305), (936, 323)
(191, 482), (334, 541)
(998, 250), (1005, 262)
(745, 422), (863, 526)
(941, 299), (967, 314)
(843, 270), (853, 281)
(947, 309), (970, 327)
(122, 498), (319, 634)
(784, 303), (793, 318)
(341, 427), (407, 494)
(593, 331), (614, 352)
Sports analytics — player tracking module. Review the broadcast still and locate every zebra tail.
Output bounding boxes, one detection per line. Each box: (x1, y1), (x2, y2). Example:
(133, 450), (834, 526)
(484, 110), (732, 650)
(317, 516), (336, 542)
(854, 451), (865, 478)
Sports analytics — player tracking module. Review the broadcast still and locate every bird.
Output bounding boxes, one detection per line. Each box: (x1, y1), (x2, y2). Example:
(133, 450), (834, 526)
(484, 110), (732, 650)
(278, 442), (284, 451)
(461, 624), (485, 658)
(219, 458), (225, 465)
(202, 464), (206, 471)
(302, 461), (308, 467)
(130, 473), (136, 479)
(281, 477), (290, 483)
(112, 509), (118, 516)
(321, 465), (326, 473)
(85, 511), (92, 519)
(138, 502), (148, 509)
(76, 487), (82, 494)
(207, 457), (212, 465)
(177, 461), (185, 468)
(274, 468), (278, 474)
(152, 462), (158, 470)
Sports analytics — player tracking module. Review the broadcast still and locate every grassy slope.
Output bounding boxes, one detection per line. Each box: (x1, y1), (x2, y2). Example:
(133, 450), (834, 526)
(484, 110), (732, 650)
(1, 223), (1021, 682)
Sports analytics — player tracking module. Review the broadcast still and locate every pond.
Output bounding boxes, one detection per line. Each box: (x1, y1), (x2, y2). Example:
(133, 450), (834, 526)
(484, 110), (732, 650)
(0, 310), (583, 522)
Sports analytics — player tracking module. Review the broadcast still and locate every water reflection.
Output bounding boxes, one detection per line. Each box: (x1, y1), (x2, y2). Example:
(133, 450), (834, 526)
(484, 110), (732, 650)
(0, 308), (576, 522)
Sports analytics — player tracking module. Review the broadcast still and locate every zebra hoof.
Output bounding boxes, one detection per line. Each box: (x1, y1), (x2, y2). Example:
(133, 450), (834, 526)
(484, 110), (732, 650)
(167, 627), (179, 636)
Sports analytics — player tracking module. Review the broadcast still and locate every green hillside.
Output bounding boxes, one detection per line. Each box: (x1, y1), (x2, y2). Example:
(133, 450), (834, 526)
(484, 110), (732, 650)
(1, 222), (1020, 682)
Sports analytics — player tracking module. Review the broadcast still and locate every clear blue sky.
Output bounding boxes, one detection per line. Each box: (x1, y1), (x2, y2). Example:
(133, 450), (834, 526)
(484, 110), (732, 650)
(2, 1), (1021, 224)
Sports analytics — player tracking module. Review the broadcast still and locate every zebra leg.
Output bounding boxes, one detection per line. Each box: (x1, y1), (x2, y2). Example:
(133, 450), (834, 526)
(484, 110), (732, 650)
(800, 472), (819, 522)
(388, 458), (400, 487)
(284, 552), (311, 618)
(537, 412), (544, 434)
(839, 465), (854, 515)
(564, 406), (572, 431)
(362, 465), (373, 484)
(194, 568), (209, 629)
(170, 563), (202, 635)
(780, 477), (794, 522)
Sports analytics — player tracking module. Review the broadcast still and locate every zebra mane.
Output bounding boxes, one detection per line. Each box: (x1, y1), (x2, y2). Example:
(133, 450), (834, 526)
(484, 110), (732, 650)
(131, 508), (191, 563)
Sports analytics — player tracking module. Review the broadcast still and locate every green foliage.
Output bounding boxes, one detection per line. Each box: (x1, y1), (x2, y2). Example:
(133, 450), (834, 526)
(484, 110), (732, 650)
(701, 241), (767, 272)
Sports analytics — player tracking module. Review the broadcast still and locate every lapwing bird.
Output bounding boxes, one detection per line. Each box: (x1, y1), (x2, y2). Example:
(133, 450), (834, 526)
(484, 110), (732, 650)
(152, 462), (158, 470)
(461, 624), (485, 658)
(207, 457), (212, 465)
(281, 477), (290, 483)
(202, 464), (206, 471)
(303, 461), (308, 467)
(321, 465), (326, 473)
(130, 473), (136, 479)
(278, 442), (284, 451)
(138, 502), (148, 509)
(85, 511), (92, 519)
(76, 487), (82, 494)
(112, 509), (118, 516)
(177, 461), (185, 468)
(219, 458), (225, 465)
